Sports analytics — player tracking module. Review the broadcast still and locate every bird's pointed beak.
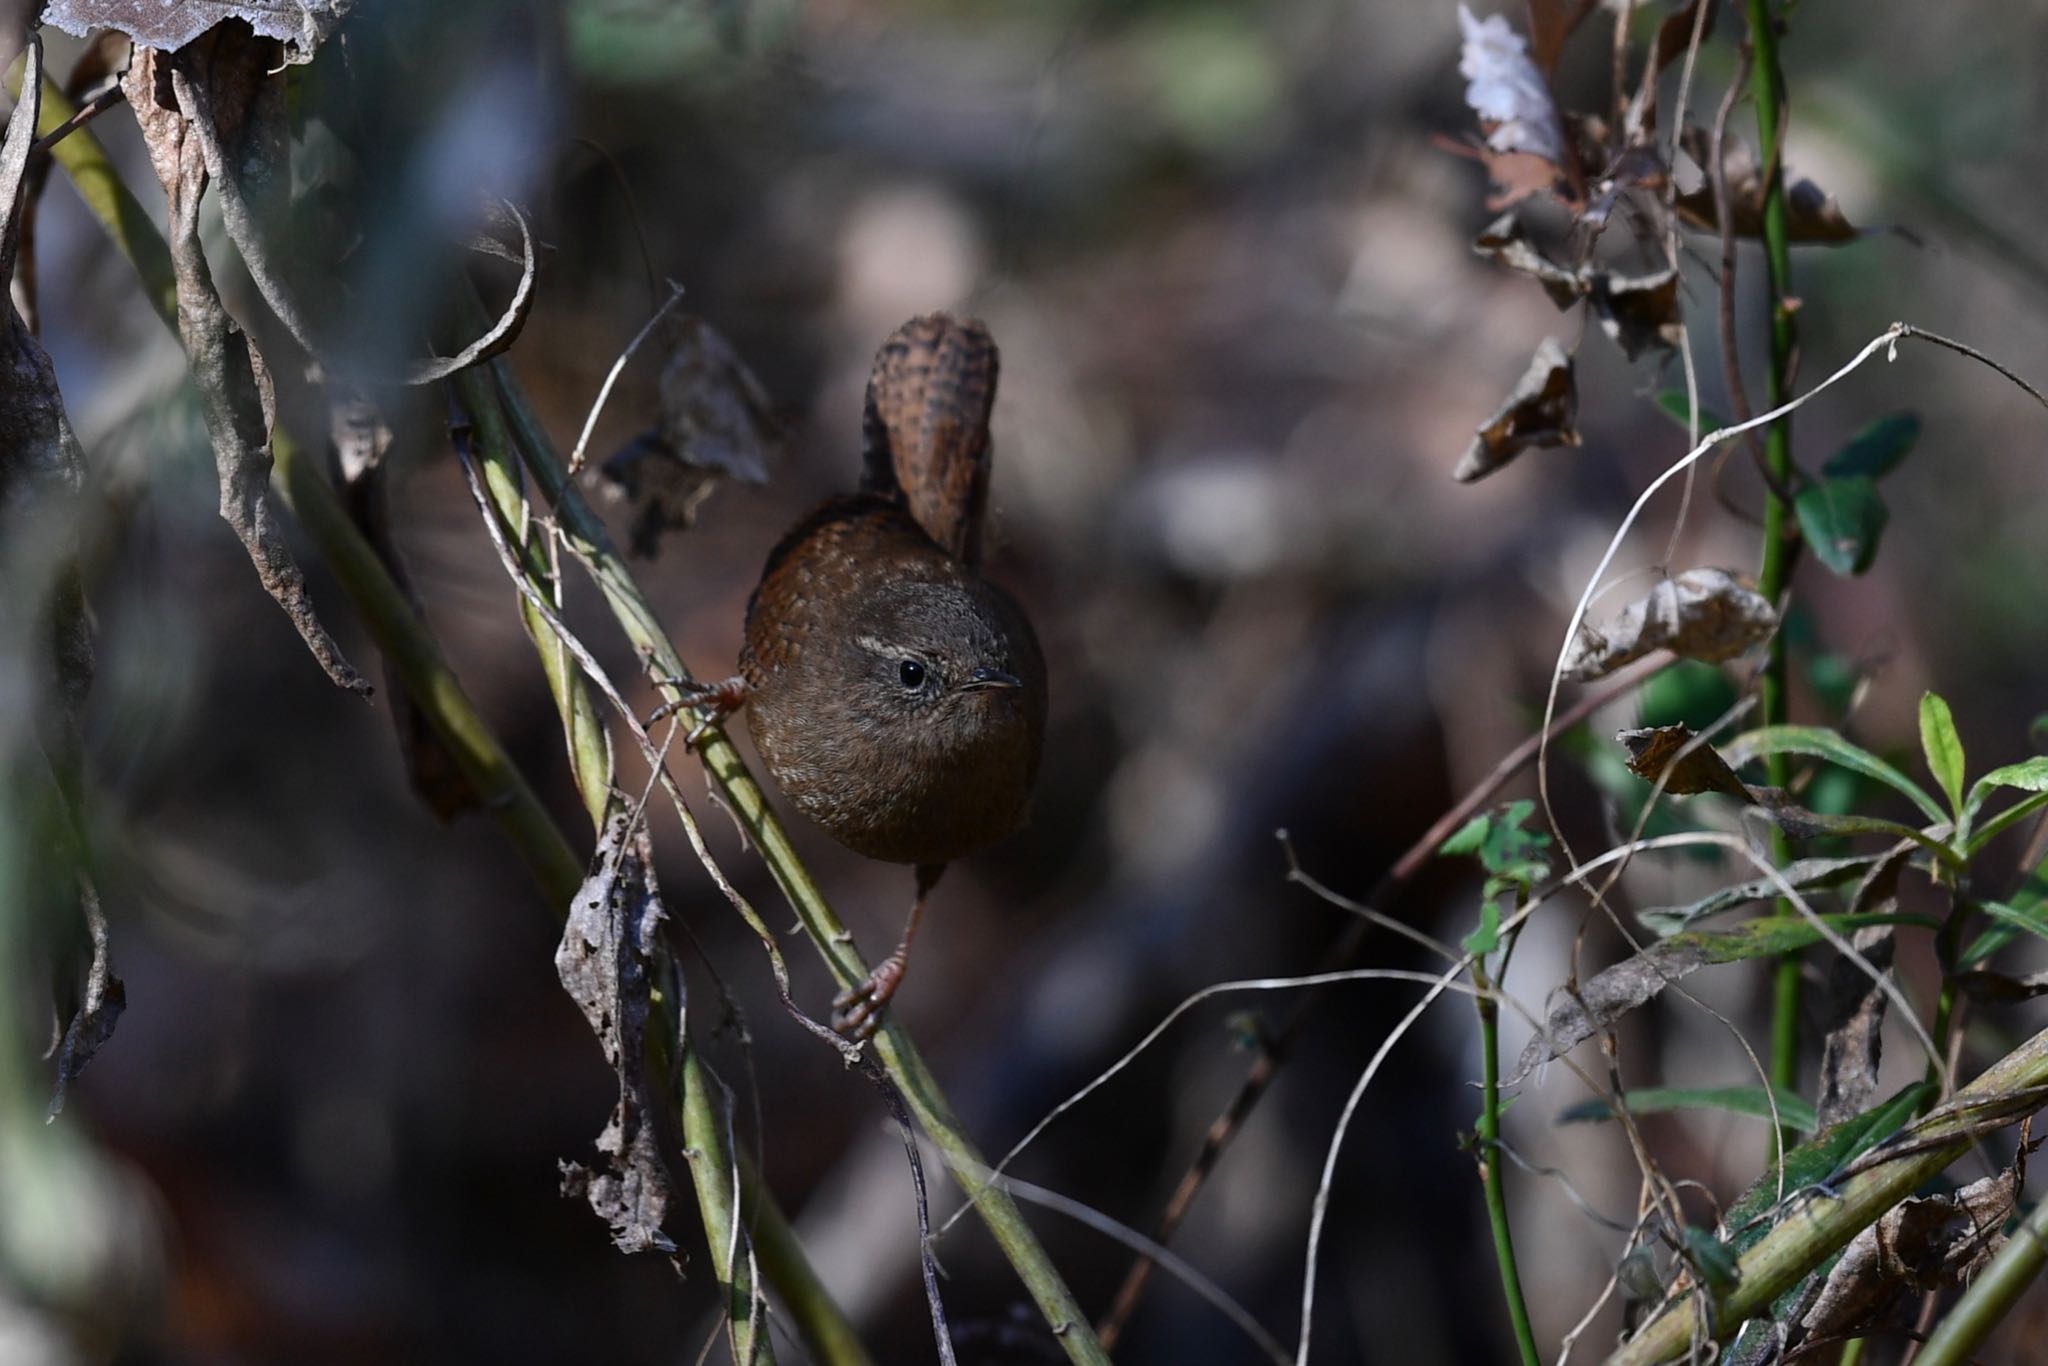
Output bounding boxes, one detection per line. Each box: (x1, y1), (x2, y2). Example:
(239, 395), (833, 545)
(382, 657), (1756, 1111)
(962, 667), (1023, 692)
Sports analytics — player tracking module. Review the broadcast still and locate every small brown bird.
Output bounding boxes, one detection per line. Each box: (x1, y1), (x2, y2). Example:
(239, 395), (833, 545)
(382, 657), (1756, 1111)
(673, 314), (1046, 1036)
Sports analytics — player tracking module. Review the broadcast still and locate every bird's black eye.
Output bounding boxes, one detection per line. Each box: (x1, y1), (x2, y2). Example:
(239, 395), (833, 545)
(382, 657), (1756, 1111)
(897, 659), (926, 690)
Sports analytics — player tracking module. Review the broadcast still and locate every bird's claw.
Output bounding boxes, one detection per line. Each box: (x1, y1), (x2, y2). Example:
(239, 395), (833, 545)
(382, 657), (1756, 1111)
(831, 956), (907, 1040)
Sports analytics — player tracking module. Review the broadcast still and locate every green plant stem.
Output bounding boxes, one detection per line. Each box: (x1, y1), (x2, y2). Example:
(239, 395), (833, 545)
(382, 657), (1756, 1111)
(484, 360), (1114, 1365)
(1912, 1176), (2048, 1366)
(1745, 0), (1804, 1158)
(678, 1025), (773, 1366)
(1473, 941), (1540, 1366)
(41, 104), (865, 1366)
(1602, 1023), (2048, 1365)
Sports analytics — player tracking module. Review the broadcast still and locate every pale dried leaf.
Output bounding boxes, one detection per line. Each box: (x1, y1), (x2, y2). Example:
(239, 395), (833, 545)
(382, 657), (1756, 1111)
(1457, 5), (1566, 164)
(1814, 924), (1895, 1131)
(1453, 336), (1577, 482)
(43, 0), (350, 63)
(1565, 567), (1777, 680)
(556, 813), (677, 1256)
(123, 45), (370, 697)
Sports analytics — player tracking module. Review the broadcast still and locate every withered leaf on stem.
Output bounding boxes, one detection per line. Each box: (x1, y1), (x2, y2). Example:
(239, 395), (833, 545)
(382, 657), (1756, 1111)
(1453, 336), (1578, 482)
(556, 812), (678, 1257)
(600, 315), (780, 558)
(42, 1), (351, 63)
(1473, 213), (1583, 308)
(1587, 267), (1681, 360)
(1564, 567), (1778, 680)
(1675, 127), (1861, 244)
(1800, 1168), (2017, 1342)
(1615, 723), (1753, 799)
(122, 42), (370, 697)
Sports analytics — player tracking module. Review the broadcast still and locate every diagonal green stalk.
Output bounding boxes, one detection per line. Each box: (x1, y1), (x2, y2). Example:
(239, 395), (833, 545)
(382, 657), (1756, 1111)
(34, 80), (864, 1366)
(1743, 0), (1805, 1158)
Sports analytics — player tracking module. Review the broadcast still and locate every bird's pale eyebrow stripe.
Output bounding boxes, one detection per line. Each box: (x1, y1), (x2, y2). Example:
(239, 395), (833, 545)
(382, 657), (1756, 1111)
(855, 635), (904, 656)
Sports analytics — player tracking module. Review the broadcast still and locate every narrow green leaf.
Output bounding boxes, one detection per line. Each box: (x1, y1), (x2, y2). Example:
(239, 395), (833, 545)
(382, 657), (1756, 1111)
(1654, 389), (1730, 435)
(1722, 1082), (1937, 1255)
(1967, 789), (2048, 858)
(1722, 724), (1948, 825)
(1794, 476), (1889, 576)
(1464, 898), (1502, 956)
(1960, 756), (2048, 839)
(1961, 899), (2048, 968)
(1822, 412), (1921, 481)
(1559, 1085), (1819, 1133)
(1919, 692), (1967, 818)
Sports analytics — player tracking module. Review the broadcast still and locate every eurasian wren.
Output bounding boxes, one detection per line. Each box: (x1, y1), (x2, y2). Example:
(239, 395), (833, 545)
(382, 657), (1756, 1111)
(677, 314), (1046, 1036)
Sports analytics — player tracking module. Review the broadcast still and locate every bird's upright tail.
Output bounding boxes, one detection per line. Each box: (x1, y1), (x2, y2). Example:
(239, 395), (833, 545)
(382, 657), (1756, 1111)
(859, 313), (999, 565)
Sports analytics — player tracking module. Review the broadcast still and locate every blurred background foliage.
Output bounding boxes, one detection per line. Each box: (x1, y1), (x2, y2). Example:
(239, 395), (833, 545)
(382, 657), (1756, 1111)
(5, 0), (2048, 1362)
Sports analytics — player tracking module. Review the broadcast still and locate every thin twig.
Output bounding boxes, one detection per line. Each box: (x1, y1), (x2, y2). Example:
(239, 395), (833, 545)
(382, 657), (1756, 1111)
(869, 1065), (959, 1366)
(567, 282), (687, 473)
(27, 79), (124, 158)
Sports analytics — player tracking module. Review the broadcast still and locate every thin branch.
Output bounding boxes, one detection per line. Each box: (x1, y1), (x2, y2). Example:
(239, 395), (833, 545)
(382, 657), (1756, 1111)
(568, 281), (687, 473)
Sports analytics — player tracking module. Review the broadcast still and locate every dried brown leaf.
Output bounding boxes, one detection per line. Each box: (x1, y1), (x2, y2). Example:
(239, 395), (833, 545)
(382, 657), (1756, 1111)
(123, 43), (370, 697)
(1565, 567), (1778, 680)
(556, 812), (678, 1257)
(1473, 213), (1582, 308)
(1675, 126), (1861, 244)
(1588, 266), (1681, 359)
(1814, 924), (1895, 1131)
(43, 0), (350, 63)
(1453, 336), (1578, 482)
(1616, 723), (1753, 799)
(1801, 1168), (2017, 1341)
(49, 883), (124, 1119)
(600, 316), (780, 557)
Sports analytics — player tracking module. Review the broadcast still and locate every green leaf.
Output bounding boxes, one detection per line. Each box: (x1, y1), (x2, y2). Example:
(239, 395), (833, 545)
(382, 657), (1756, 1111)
(1682, 1226), (1742, 1294)
(1795, 476), (1889, 576)
(1960, 756), (2048, 839)
(1822, 412), (1920, 481)
(1654, 389), (1729, 435)
(1967, 789), (2048, 857)
(1721, 1082), (1937, 1255)
(1636, 855), (1879, 936)
(1723, 725), (1948, 825)
(1439, 813), (1490, 857)
(1918, 692), (1967, 818)
(1559, 1085), (1818, 1133)
(1962, 899), (2048, 968)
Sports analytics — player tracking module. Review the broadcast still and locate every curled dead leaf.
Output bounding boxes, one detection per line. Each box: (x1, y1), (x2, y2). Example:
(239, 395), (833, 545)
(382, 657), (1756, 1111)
(1676, 126), (1861, 244)
(123, 41), (371, 697)
(556, 813), (678, 1257)
(1453, 336), (1578, 482)
(600, 316), (780, 557)
(1565, 567), (1778, 680)
(1616, 723), (1753, 799)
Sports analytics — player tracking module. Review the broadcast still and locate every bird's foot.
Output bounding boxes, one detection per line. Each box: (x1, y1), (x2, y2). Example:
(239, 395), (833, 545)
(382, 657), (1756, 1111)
(646, 675), (749, 748)
(831, 954), (908, 1040)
